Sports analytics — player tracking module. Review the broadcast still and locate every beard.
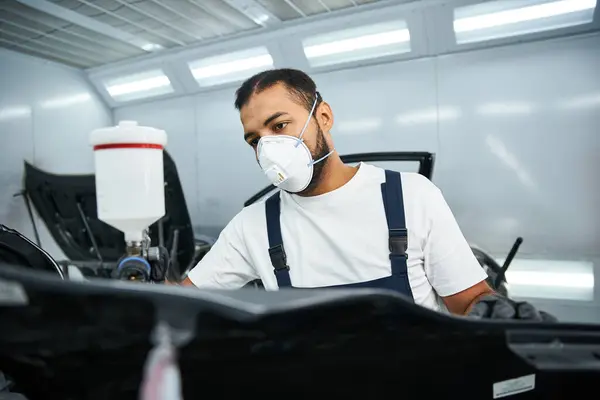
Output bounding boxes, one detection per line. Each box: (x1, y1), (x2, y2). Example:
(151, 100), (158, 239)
(296, 124), (331, 196)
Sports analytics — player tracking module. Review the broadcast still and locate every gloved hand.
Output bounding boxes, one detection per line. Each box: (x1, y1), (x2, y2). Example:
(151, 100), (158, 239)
(468, 293), (558, 322)
(150, 246), (172, 283)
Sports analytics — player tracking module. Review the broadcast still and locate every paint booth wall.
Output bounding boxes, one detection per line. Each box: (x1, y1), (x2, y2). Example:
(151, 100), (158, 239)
(115, 33), (599, 257)
(0, 49), (112, 259)
(114, 33), (600, 322)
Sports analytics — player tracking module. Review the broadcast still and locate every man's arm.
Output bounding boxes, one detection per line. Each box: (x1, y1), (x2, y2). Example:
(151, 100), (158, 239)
(165, 276), (195, 286)
(418, 176), (492, 315)
(442, 280), (494, 315)
(179, 212), (258, 289)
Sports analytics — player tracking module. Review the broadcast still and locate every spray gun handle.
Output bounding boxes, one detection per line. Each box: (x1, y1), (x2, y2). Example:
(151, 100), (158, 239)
(147, 245), (171, 283)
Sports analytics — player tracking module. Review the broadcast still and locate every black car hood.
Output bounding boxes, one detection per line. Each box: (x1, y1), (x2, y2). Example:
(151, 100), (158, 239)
(0, 265), (599, 400)
(23, 151), (195, 270)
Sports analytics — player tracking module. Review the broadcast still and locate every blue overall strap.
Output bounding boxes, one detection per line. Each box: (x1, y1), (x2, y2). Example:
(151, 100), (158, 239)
(265, 192), (292, 288)
(381, 170), (414, 300)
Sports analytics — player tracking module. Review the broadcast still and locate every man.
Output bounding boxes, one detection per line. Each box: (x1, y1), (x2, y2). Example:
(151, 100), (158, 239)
(181, 68), (551, 320)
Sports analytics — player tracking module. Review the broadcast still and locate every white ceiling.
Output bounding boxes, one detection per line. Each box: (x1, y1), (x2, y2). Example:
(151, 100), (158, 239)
(0, 0), (389, 68)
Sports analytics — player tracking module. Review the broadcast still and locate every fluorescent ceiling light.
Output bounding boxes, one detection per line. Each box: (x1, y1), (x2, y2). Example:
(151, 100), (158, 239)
(254, 14), (269, 24)
(141, 43), (163, 52)
(304, 30), (410, 59)
(302, 20), (411, 68)
(103, 69), (174, 102)
(454, 0), (597, 44)
(189, 47), (274, 87)
(495, 258), (595, 301)
(107, 76), (170, 97)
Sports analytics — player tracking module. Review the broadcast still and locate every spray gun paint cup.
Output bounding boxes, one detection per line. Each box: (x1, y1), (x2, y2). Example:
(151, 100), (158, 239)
(90, 120), (168, 245)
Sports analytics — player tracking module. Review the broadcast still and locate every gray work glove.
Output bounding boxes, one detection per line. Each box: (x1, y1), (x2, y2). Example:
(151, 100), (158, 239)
(468, 293), (558, 322)
(0, 372), (29, 399)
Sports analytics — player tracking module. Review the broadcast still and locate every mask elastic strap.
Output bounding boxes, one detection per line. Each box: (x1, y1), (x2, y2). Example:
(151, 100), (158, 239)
(295, 94), (319, 148)
(308, 148), (335, 167)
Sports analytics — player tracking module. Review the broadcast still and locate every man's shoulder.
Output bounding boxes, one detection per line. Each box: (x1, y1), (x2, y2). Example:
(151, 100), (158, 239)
(400, 171), (436, 192)
(362, 163), (434, 191)
(235, 196), (269, 225)
(216, 199), (267, 243)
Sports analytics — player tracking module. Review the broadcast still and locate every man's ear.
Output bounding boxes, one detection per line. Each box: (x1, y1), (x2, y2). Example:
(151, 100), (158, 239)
(317, 101), (334, 132)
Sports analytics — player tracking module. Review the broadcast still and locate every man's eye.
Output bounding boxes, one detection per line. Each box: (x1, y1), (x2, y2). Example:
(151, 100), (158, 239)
(250, 138), (259, 147)
(273, 122), (288, 131)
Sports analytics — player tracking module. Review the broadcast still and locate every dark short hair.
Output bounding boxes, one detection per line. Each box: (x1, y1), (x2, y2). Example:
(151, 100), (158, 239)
(234, 68), (321, 113)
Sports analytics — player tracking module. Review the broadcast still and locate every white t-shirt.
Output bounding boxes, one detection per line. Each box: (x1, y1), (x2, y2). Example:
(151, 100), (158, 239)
(187, 162), (487, 312)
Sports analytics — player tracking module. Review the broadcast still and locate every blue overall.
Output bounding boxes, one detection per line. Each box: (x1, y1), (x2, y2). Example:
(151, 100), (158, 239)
(265, 169), (414, 301)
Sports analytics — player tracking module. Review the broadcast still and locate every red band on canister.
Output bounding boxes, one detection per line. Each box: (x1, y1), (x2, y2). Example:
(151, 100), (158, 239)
(93, 143), (164, 151)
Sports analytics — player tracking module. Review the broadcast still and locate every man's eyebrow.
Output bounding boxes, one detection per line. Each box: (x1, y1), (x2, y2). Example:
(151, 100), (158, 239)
(263, 111), (288, 127)
(243, 112), (290, 142)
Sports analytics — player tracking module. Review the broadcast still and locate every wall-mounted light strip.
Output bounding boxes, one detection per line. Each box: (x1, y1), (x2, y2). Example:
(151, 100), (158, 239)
(103, 69), (174, 103)
(454, 0), (597, 44)
(0, 106), (32, 120)
(507, 270), (594, 288)
(188, 47), (274, 87)
(302, 20), (411, 68)
(495, 258), (595, 301)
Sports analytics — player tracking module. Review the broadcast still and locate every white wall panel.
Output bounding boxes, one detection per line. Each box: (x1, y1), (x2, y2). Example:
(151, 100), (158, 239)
(313, 58), (439, 156)
(0, 49), (111, 259)
(0, 104), (34, 230)
(194, 88), (265, 235)
(435, 34), (600, 260)
(34, 92), (109, 174)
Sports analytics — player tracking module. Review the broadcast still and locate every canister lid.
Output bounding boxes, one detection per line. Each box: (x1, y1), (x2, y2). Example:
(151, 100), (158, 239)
(90, 121), (167, 148)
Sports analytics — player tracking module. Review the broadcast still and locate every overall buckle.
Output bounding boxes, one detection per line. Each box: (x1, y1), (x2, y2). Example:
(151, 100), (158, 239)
(389, 228), (408, 256)
(268, 244), (289, 271)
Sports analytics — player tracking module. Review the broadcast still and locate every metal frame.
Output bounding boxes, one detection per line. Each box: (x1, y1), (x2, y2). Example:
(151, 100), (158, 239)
(12, 0), (154, 50)
(243, 151), (435, 207)
(4, 0), (599, 108)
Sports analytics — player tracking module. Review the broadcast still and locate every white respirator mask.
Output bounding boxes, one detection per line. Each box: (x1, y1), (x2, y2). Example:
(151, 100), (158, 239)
(257, 94), (334, 193)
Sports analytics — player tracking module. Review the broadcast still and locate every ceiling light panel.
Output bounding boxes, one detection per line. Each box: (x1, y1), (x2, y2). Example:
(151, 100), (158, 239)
(188, 46), (274, 87)
(302, 19), (412, 68)
(454, 0), (598, 44)
(103, 69), (174, 103)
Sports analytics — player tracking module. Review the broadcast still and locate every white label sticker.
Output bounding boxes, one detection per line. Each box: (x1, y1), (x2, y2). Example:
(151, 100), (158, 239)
(493, 374), (536, 399)
(0, 278), (29, 305)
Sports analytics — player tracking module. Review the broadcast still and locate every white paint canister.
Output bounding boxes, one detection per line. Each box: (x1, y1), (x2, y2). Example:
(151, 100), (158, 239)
(90, 120), (168, 243)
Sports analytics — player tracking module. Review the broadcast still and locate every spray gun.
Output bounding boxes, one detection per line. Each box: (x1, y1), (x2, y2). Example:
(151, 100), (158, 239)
(112, 229), (172, 282)
(90, 121), (171, 283)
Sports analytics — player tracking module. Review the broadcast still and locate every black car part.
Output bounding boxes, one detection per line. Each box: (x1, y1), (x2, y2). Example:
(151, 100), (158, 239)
(0, 264), (598, 399)
(0, 224), (64, 278)
(19, 151), (200, 281)
(472, 237), (524, 296)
